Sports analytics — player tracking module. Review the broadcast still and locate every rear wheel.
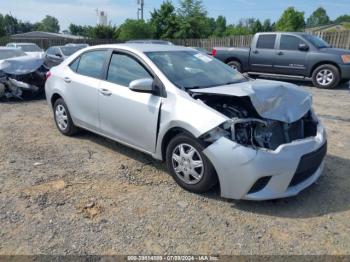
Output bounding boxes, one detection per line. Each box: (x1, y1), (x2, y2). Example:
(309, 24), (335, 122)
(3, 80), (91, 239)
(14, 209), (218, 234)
(53, 98), (79, 136)
(227, 60), (242, 73)
(312, 64), (340, 89)
(166, 134), (218, 193)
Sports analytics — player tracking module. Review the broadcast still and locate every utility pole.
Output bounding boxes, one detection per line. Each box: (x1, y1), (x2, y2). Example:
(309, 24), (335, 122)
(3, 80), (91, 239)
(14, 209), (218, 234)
(137, 0), (144, 20)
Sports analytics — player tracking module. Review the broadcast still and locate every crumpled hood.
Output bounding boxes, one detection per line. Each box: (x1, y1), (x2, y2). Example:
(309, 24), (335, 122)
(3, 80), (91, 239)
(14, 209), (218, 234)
(191, 79), (312, 123)
(0, 55), (45, 75)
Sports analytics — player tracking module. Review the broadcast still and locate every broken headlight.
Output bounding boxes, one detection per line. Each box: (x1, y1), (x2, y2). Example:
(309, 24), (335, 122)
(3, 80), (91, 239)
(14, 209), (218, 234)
(200, 118), (268, 149)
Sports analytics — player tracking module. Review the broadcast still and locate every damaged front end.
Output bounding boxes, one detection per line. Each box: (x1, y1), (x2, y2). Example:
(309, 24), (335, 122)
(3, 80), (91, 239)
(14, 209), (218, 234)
(189, 81), (327, 200)
(0, 55), (47, 99)
(198, 95), (318, 151)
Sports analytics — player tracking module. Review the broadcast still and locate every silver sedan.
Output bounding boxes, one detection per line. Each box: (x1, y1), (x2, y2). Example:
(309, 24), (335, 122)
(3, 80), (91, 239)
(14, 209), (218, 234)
(45, 44), (327, 200)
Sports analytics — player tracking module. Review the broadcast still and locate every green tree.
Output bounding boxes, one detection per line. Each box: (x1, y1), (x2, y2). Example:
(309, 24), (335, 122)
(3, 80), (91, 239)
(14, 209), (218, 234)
(251, 19), (262, 33)
(175, 0), (211, 38)
(0, 14), (5, 37)
(17, 21), (35, 33)
(69, 24), (92, 37)
(36, 15), (60, 33)
(276, 7), (305, 31)
(150, 1), (179, 39)
(262, 19), (273, 32)
(89, 25), (117, 39)
(335, 15), (350, 23)
(306, 7), (330, 28)
(225, 23), (250, 36)
(207, 17), (216, 35)
(117, 19), (153, 41)
(3, 14), (19, 35)
(213, 15), (226, 37)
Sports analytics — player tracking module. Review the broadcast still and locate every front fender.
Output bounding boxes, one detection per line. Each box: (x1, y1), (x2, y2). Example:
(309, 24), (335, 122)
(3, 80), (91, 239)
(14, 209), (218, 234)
(153, 91), (227, 160)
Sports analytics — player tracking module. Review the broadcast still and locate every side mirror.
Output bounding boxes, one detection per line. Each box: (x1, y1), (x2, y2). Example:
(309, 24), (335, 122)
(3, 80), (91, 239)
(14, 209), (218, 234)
(129, 78), (154, 93)
(55, 53), (62, 58)
(298, 43), (309, 51)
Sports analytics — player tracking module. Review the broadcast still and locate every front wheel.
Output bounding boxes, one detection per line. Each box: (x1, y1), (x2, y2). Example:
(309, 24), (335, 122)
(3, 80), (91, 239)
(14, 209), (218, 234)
(312, 64), (340, 89)
(166, 134), (218, 193)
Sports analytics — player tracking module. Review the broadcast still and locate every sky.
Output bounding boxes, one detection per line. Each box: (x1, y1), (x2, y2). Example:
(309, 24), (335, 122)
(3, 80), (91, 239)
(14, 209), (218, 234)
(1, 0), (349, 31)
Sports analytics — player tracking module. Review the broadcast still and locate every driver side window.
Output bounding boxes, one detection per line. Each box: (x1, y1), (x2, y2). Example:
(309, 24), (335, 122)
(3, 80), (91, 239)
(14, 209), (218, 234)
(107, 53), (152, 87)
(280, 35), (306, 51)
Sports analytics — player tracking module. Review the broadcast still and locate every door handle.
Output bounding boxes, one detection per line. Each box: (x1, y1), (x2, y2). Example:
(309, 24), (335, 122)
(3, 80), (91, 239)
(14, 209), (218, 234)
(63, 77), (71, 83)
(277, 51), (284, 56)
(99, 88), (112, 96)
(252, 50), (259, 54)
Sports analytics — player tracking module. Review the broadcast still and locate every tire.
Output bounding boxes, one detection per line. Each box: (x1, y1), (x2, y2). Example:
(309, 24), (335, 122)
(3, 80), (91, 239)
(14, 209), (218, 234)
(312, 64), (340, 89)
(53, 98), (79, 136)
(166, 133), (218, 194)
(227, 60), (242, 73)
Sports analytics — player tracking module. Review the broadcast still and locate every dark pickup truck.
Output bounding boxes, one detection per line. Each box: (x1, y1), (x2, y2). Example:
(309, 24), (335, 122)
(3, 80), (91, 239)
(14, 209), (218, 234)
(212, 32), (350, 89)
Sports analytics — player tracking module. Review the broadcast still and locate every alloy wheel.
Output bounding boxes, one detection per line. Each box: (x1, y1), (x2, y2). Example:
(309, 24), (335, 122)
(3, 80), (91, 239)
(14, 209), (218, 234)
(316, 69), (334, 86)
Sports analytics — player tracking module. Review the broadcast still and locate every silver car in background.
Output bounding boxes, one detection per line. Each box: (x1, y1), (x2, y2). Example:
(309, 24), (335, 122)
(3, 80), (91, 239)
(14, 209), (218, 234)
(6, 42), (44, 58)
(45, 44), (327, 200)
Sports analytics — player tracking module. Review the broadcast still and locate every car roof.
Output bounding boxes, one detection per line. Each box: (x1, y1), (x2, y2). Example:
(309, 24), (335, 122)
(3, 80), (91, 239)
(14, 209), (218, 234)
(126, 39), (171, 43)
(258, 32), (309, 36)
(0, 47), (21, 50)
(8, 42), (39, 46)
(85, 44), (192, 53)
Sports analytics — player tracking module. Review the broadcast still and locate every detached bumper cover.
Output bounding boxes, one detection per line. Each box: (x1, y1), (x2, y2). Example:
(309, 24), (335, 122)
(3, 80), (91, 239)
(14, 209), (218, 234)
(203, 123), (327, 200)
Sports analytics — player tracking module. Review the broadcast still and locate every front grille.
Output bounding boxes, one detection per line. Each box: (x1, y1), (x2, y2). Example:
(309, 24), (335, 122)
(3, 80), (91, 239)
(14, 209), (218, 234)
(289, 142), (327, 187)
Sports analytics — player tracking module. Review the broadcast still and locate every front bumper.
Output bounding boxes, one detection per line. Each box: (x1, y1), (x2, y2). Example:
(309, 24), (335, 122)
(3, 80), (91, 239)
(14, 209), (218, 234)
(203, 123), (327, 200)
(340, 64), (350, 80)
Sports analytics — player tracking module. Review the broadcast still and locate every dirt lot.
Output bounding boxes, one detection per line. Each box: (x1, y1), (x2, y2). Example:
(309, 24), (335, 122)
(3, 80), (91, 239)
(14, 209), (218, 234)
(0, 81), (350, 255)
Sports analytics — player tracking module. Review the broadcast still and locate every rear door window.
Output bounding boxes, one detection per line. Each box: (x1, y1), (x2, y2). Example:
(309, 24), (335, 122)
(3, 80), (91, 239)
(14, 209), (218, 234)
(256, 34), (277, 49)
(76, 50), (108, 79)
(280, 35), (306, 50)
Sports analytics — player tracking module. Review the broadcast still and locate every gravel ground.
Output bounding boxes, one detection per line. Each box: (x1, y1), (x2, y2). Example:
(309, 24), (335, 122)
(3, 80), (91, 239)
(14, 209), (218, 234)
(0, 81), (350, 255)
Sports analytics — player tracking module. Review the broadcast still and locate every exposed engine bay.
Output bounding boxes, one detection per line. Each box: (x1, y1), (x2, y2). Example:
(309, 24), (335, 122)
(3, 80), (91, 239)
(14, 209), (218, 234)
(195, 94), (318, 150)
(0, 69), (46, 99)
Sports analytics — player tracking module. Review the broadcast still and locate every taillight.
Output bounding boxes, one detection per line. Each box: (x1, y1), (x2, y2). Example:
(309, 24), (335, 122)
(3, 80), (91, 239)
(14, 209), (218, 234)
(212, 48), (217, 57)
(46, 71), (51, 80)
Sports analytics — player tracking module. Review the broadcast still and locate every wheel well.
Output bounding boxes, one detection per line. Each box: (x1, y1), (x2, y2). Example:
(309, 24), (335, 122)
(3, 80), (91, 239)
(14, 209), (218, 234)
(51, 93), (62, 108)
(310, 61), (341, 77)
(161, 127), (192, 161)
(225, 57), (242, 66)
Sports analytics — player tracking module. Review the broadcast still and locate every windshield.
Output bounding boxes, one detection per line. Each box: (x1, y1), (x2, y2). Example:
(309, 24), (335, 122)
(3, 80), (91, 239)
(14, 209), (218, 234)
(146, 51), (246, 89)
(0, 49), (27, 60)
(302, 34), (330, 48)
(18, 44), (41, 52)
(60, 46), (84, 56)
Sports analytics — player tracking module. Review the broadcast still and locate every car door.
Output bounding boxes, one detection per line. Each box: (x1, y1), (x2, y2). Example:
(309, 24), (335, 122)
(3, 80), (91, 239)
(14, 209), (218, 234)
(273, 34), (308, 76)
(249, 34), (277, 73)
(64, 50), (109, 131)
(98, 51), (162, 153)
